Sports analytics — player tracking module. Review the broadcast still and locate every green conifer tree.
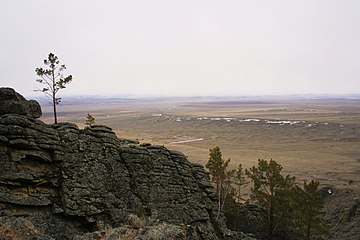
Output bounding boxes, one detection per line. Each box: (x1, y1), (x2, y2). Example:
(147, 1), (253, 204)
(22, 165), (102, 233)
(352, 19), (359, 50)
(295, 180), (328, 240)
(234, 163), (248, 202)
(35, 53), (72, 124)
(85, 113), (95, 127)
(246, 159), (296, 239)
(205, 146), (231, 218)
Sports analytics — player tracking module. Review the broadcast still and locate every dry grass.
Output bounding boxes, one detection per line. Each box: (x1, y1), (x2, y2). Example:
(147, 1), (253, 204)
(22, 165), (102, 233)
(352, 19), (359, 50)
(40, 97), (360, 193)
(0, 219), (40, 240)
(0, 223), (21, 240)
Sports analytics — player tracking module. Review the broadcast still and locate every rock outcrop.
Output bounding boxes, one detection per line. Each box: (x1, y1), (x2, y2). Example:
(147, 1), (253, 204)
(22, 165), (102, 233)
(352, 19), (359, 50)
(0, 87), (41, 118)
(0, 88), (252, 239)
(323, 186), (360, 240)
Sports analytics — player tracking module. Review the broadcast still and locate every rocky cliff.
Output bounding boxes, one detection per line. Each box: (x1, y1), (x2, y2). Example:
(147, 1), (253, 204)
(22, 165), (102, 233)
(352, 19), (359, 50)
(0, 88), (253, 239)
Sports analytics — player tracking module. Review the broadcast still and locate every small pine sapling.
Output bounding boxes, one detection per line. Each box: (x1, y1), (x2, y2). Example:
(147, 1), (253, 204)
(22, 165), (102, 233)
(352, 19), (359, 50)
(85, 113), (95, 127)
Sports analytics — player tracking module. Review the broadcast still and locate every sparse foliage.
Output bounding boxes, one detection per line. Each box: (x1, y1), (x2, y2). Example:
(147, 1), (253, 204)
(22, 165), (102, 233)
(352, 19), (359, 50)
(35, 53), (72, 124)
(205, 146), (232, 218)
(206, 146), (230, 193)
(221, 169), (236, 211)
(233, 163), (248, 202)
(85, 113), (95, 127)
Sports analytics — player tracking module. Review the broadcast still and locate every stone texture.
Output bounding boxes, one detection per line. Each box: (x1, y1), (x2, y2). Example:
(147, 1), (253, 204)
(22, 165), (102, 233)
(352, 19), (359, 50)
(233, 204), (267, 240)
(0, 87), (42, 118)
(0, 89), (252, 239)
(323, 186), (360, 240)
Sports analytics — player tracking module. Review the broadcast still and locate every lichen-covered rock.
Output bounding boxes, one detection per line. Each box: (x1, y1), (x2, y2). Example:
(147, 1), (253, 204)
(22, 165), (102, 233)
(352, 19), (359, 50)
(0, 87), (41, 118)
(232, 204), (267, 240)
(323, 186), (360, 240)
(0, 89), (252, 239)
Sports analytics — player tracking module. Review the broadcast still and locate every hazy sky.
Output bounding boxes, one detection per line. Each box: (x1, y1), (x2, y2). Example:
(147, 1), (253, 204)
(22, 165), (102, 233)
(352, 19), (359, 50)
(1, 0), (359, 97)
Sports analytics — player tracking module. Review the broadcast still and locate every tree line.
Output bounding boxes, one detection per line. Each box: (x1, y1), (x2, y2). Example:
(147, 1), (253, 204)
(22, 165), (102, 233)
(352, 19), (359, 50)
(205, 146), (328, 240)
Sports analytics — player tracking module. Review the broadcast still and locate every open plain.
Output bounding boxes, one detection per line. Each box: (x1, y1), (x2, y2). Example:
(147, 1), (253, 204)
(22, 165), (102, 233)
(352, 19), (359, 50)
(39, 96), (360, 197)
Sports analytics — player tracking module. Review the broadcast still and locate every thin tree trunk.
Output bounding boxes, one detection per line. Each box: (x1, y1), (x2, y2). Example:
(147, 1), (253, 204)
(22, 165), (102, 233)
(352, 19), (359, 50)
(221, 182), (229, 211)
(217, 185), (221, 220)
(306, 212), (313, 240)
(269, 202), (274, 240)
(53, 96), (57, 124)
(52, 70), (57, 124)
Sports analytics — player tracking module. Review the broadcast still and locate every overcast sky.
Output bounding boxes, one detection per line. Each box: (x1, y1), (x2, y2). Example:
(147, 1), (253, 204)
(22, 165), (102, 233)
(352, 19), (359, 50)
(1, 0), (359, 97)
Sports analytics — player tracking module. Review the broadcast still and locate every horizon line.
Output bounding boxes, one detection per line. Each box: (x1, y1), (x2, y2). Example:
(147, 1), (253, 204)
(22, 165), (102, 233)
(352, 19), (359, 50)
(28, 92), (360, 100)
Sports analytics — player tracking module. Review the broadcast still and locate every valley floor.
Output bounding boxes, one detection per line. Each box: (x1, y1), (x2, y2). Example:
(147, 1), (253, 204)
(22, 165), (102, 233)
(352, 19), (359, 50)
(40, 96), (360, 197)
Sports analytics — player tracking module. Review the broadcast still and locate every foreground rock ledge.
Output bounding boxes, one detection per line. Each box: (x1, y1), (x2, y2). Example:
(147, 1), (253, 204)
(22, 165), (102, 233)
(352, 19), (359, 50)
(0, 88), (254, 240)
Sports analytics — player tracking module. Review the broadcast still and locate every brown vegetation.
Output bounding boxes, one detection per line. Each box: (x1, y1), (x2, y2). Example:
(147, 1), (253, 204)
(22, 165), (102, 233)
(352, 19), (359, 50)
(39, 97), (360, 194)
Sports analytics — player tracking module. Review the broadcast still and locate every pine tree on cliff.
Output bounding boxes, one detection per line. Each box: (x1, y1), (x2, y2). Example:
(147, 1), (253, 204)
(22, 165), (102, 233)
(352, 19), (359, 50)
(205, 146), (232, 218)
(35, 53), (72, 124)
(85, 113), (95, 127)
(234, 163), (248, 202)
(246, 159), (296, 239)
(294, 180), (328, 240)
(246, 159), (328, 239)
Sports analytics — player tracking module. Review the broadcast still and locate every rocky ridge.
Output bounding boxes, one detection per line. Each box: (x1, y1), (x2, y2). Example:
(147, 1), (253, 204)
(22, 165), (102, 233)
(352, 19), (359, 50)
(0, 88), (254, 239)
